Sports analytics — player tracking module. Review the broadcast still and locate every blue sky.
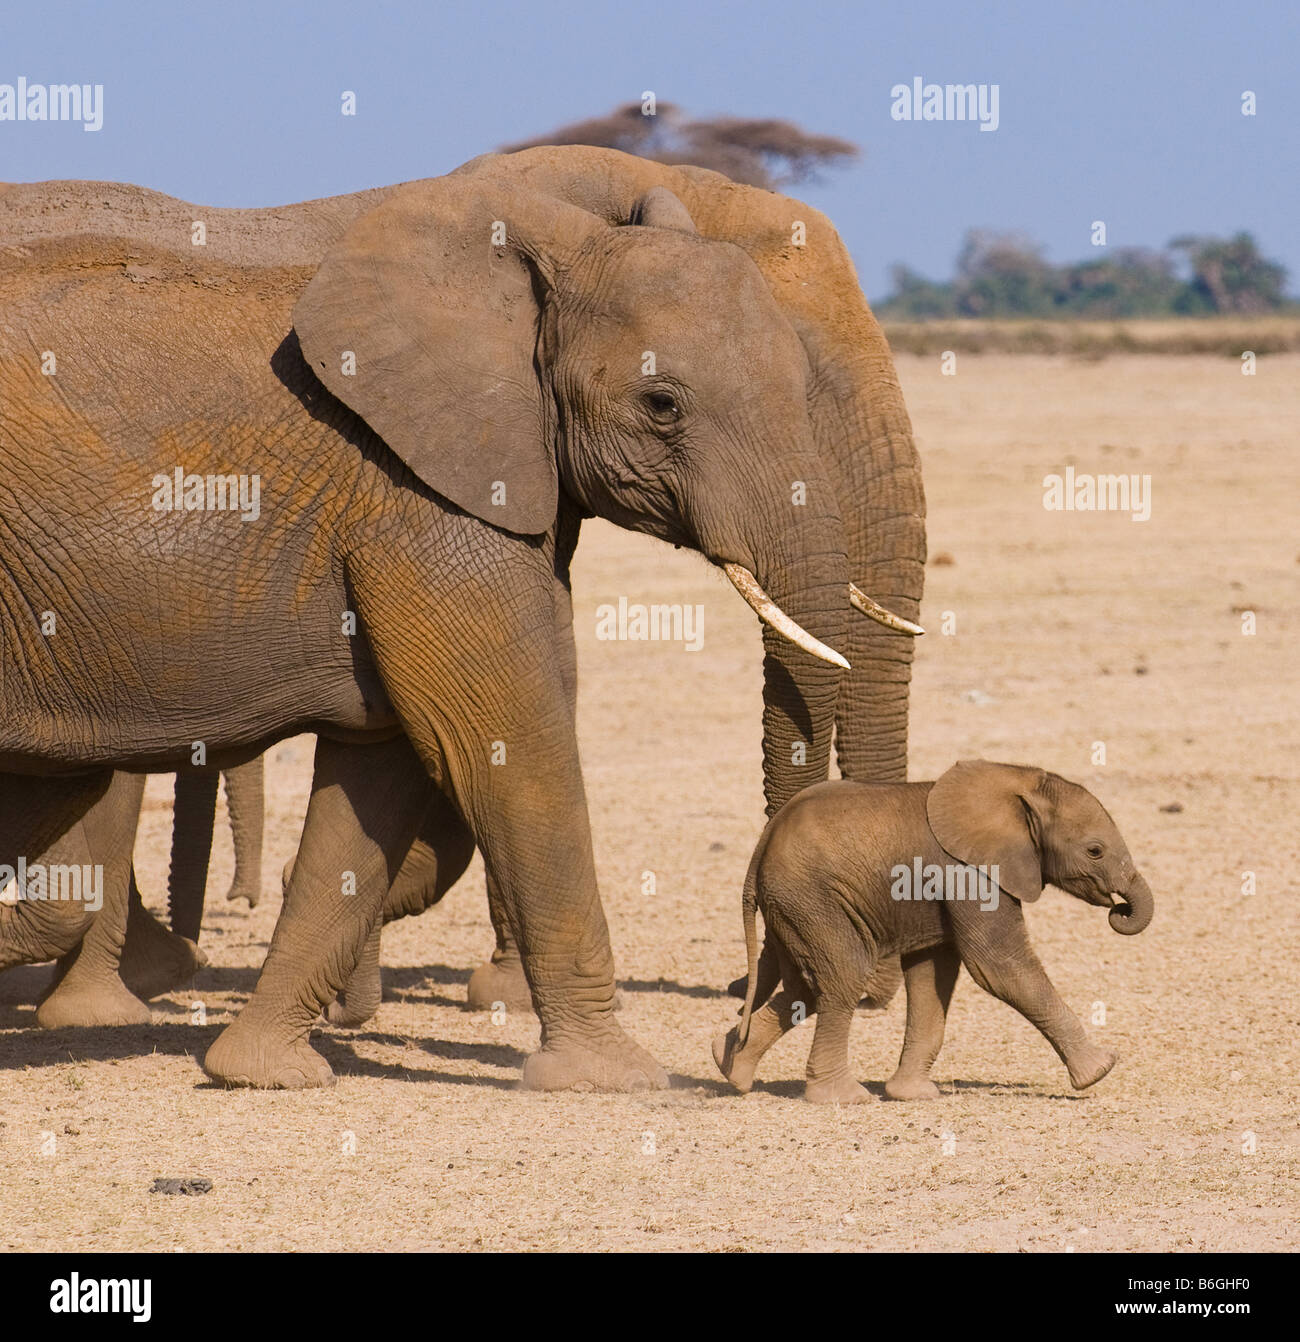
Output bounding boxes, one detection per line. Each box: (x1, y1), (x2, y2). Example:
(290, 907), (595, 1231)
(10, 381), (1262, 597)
(4, 0), (1296, 299)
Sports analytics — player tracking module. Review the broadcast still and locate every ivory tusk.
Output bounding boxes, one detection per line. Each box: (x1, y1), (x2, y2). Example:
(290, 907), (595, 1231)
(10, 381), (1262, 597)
(848, 583), (925, 636)
(723, 564), (851, 670)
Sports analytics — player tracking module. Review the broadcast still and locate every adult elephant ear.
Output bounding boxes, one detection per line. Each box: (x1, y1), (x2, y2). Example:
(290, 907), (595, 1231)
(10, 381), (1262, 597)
(293, 177), (608, 535)
(926, 760), (1048, 904)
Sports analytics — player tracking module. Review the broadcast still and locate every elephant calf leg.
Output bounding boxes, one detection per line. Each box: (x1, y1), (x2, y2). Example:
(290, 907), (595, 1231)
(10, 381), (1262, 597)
(884, 944), (959, 1101)
(713, 982), (806, 1094)
(804, 990), (873, 1105)
(959, 925), (1116, 1091)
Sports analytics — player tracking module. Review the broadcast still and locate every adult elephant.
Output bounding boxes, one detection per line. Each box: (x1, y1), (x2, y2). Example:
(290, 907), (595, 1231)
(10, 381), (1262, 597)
(381, 148), (926, 1015)
(0, 146), (922, 1091)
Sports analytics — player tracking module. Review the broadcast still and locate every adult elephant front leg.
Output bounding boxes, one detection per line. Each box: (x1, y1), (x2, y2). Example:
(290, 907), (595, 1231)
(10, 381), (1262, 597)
(203, 735), (430, 1089)
(468, 521), (579, 1018)
(350, 543), (666, 1094)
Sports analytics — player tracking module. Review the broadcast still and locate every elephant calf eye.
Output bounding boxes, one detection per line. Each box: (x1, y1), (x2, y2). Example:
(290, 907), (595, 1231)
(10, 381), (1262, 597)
(1086, 843), (1105, 859)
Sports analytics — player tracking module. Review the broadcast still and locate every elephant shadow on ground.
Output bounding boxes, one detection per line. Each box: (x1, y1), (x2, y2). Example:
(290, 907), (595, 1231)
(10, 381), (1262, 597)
(0, 1021), (221, 1072)
(306, 1030), (525, 1089)
(618, 976), (730, 1001)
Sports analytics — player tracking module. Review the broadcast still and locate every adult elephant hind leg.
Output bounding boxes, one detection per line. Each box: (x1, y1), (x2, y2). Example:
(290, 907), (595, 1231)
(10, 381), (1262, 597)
(37, 773), (151, 1028)
(203, 735), (429, 1089)
(0, 772), (113, 972)
(883, 944), (959, 1101)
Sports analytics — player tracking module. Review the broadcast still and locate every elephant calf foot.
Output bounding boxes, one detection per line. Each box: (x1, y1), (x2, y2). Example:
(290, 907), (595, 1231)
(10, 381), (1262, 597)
(203, 1019), (336, 1090)
(804, 1072), (873, 1105)
(1067, 1045), (1118, 1091)
(883, 1070), (942, 1101)
(712, 1026), (761, 1094)
(37, 975), (150, 1029)
(520, 1022), (668, 1093)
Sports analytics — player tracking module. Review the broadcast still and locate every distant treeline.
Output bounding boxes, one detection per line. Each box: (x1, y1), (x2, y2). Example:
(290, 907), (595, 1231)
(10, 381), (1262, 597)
(877, 230), (1293, 320)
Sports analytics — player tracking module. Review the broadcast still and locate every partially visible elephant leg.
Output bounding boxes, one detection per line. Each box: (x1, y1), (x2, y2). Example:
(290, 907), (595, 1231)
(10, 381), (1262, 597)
(223, 756), (265, 907)
(951, 900), (1117, 1091)
(37, 773), (151, 1027)
(119, 872), (207, 1001)
(204, 734), (431, 1089)
(858, 952), (903, 1010)
(883, 944), (959, 1100)
(169, 768), (218, 942)
(728, 941), (891, 1009)
(1, 771), (114, 972)
(325, 783), (476, 1027)
(324, 918), (382, 1027)
(466, 877), (534, 1013)
(714, 954), (810, 1095)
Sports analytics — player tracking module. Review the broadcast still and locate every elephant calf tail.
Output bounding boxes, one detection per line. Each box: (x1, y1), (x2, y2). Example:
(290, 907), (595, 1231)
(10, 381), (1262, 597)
(737, 842), (766, 1047)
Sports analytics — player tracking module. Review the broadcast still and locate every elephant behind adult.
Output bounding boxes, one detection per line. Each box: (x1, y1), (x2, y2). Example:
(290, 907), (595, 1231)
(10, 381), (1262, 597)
(0, 760), (266, 1025)
(0, 149), (922, 1089)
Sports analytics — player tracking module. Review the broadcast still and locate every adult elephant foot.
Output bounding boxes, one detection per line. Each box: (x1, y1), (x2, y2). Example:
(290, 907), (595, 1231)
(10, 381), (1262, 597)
(466, 951), (534, 1014)
(119, 898), (208, 1001)
(36, 974), (150, 1029)
(520, 1025), (668, 1093)
(203, 1019), (336, 1090)
(883, 1071), (942, 1101)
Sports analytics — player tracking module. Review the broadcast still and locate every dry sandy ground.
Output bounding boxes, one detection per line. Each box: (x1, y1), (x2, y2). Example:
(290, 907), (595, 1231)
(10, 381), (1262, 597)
(2, 353), (1296, 1252)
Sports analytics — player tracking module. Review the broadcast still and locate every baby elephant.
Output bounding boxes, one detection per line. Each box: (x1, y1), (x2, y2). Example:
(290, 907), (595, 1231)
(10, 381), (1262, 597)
(713, 760), (1153, 1104)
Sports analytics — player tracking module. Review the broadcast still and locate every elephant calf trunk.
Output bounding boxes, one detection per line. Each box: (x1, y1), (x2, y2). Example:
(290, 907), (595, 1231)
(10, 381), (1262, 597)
(1109, 871), (1153, 935)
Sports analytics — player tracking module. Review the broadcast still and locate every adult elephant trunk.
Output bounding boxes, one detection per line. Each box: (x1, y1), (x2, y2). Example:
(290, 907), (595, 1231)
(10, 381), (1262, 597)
(753, 547), (852, 816)
(693, 461), (850, 818)
(1109, 870), (1154, 935)
(811, 313), (926, 786)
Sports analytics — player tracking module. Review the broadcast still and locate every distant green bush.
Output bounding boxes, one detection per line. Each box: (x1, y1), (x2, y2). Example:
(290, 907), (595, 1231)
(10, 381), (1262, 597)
(877, 230), (1293, 320)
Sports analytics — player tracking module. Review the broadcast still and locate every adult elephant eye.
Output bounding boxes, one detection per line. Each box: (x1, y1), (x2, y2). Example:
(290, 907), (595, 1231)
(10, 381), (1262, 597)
(644, 390), (679, 420)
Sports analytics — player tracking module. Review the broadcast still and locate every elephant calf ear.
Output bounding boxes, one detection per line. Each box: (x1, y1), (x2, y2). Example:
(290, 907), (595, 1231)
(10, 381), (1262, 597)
(292, 177), (571, 535)
(926, 760), (1046, 904)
